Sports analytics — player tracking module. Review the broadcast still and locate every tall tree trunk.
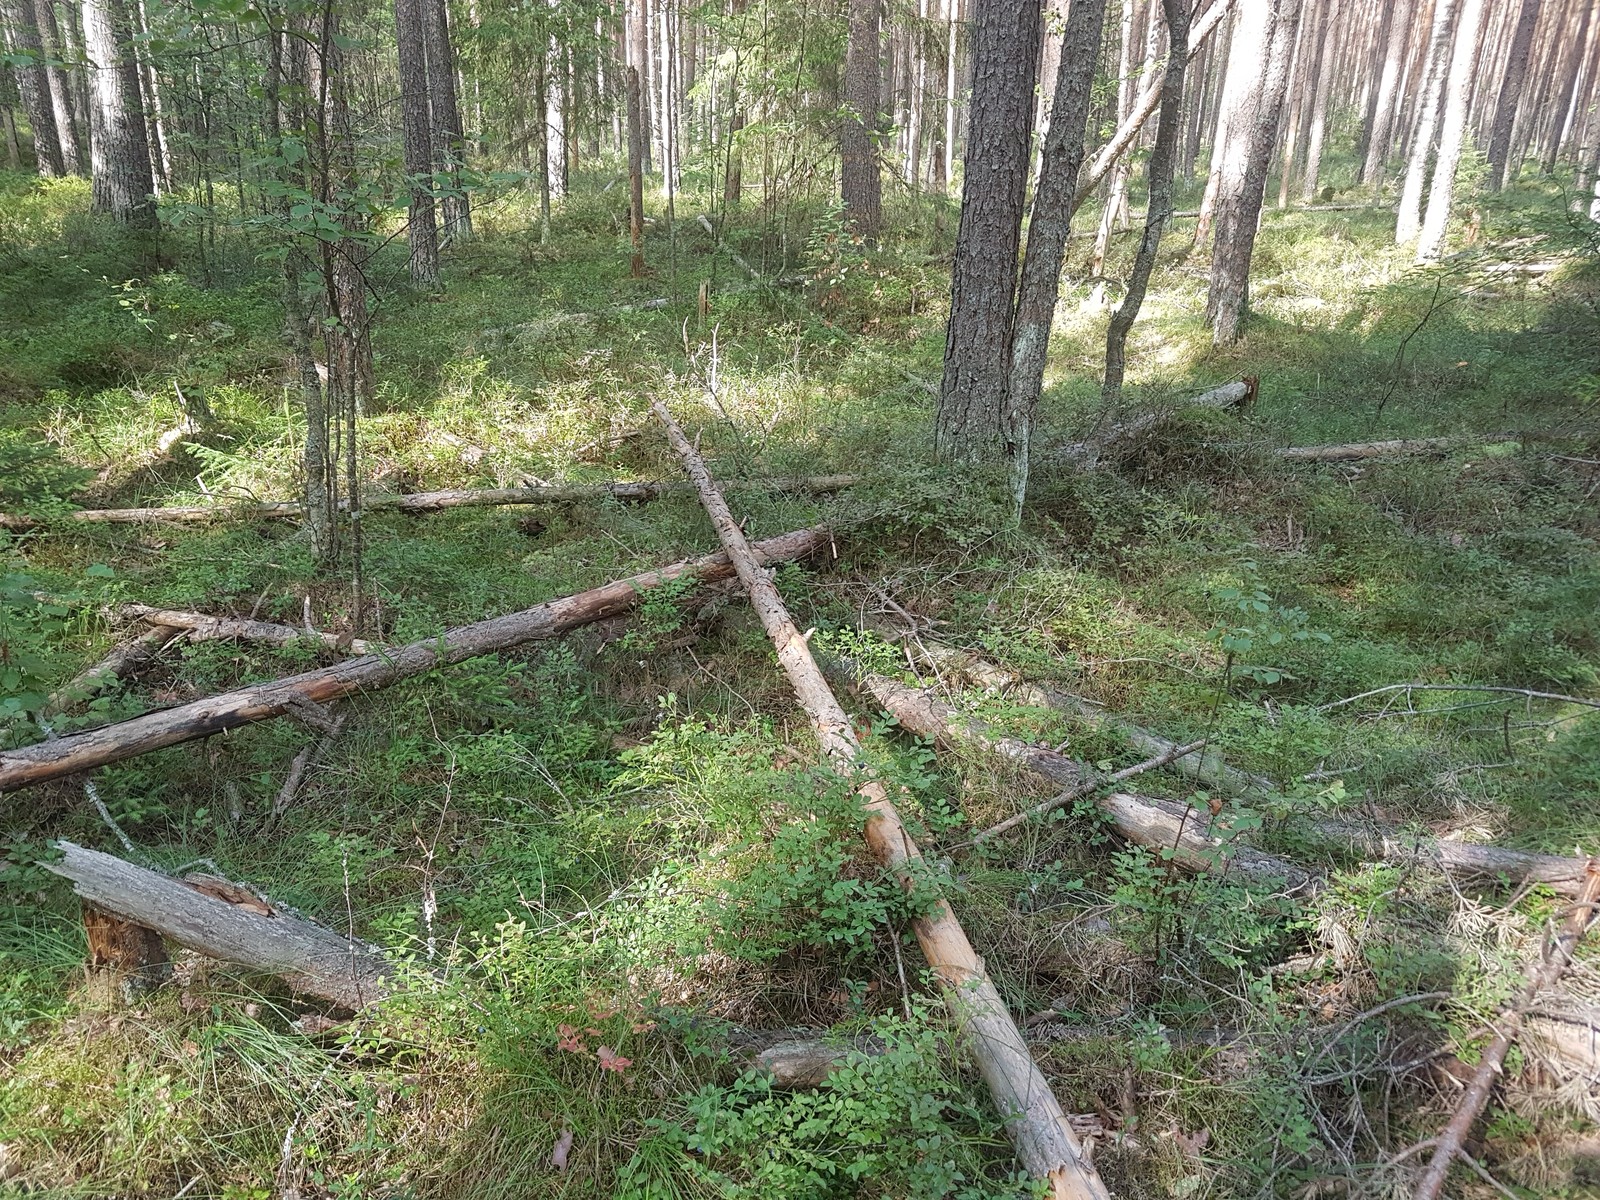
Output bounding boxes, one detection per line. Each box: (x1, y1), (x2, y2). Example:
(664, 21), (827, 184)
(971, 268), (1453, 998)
(547, 33), (567, 197)
(629, 0), (652, 171)
(627, 64), (645, 275)
(1104, 0), (1190, 399)
(394, 0), (441, 286)
(1358, 0), (1414, 185)
(1541, 0), (1594, 172)
(942, 0), (959, 191)
(907, 0), (928, 186)
(1090, 0), (1137, 290)
(131, 0), (171, 189)
(1275, 7), (1307, 207)
(1395, 0), (1457, 243)
(840, 0), (882, 232)
(1003, 0), (1107, 512)
(82, 0), (155, 225)
(1416, 0), (1484, 259)
(1195, 0), (1273, 248)
(1206, 0), (1302, 344)
(934, 0), (1040, 467)
(0, 67), (22, 167)
(34, 0), (82, 172)
(422, 0), (471, 240)
(3, 0), (66, 175)
(534, 49), (551, 238)
(1298, 0), (1338, 198)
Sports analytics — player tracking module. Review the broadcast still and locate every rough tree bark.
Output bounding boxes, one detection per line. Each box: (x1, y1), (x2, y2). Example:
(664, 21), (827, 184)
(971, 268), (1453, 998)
(81, 0), (155, 224)
(1102, 0), (1190, 402)
(1538, 0), (1593, 175)
(1298, 0), (1338, 199)
(1002, 0), (1107, 512)
(2, 0), (65, 175)
(34, 0), (83, 172)
(1415, 0), (1485, 261)
(1395, 0), (1458, 245)
(627, 64), (645, 275)
(422, 0), (471, 241)
(1358, 0), (1415, 185)
(395, 0), (442, 287)
(0, 528), (830, 793)
(1207, 0), (1302, 345)
(934, 0), (1041, 466)
(1194, 0), (1272, 249)
(840, 0), (882, 234)
(652, 400), (1110, 1200)
(1485, 0), (1542, 188)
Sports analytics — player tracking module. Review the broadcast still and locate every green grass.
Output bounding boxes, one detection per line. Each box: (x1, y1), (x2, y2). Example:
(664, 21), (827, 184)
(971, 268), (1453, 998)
(1, 159), (1599, 1198)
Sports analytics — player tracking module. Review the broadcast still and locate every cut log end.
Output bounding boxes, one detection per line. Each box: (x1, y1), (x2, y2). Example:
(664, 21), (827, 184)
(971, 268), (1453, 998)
(83, 903), (171, 995)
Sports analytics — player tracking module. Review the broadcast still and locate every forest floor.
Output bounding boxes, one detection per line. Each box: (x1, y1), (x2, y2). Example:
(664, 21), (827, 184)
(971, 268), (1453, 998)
(2, 167), (1599, 1200)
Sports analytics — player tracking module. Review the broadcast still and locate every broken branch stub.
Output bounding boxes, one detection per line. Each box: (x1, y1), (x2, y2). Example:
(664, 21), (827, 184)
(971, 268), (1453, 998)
(0, 527), (831, 794)
(650, 400), (1111, 1200)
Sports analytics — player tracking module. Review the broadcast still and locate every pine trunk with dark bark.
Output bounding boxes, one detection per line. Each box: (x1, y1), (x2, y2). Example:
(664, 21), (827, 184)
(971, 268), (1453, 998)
(82, 0), (155, 225)
(5, 0), (66, 175)
(840, 0), (882, 233)
(395, 0), (441, 287)
(422, 0), (471, 241)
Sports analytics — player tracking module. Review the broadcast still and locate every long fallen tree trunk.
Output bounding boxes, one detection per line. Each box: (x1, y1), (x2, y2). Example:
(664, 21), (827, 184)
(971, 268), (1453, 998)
(0, 476), (859, 531)
(651, 401), (1111, 1200)
(117, 604), (386, 656)
(46, 841), (390, 1008)
(1412, 863), (1600, 1200)
(1277, 435), (1520, 463)
(0, 526), (831, 794)
(847, 663), (1594, 896)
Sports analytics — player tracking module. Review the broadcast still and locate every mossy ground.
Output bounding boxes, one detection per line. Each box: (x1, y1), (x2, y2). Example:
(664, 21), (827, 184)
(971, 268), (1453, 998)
(2, 158), (1598, 1198)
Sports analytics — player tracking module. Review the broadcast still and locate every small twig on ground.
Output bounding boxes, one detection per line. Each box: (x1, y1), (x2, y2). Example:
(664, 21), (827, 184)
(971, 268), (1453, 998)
(967, 738), (1208, 847)
(1320, 682), (1600, 713)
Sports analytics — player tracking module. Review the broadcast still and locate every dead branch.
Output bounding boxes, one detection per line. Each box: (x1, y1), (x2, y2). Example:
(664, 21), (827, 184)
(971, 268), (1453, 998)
(1319, 682), (1600, 713)
(652, 400), (1112, 1200)
(46, 841), (391, 1009)
(118, 604), (384, 656)
(1412, 863), (1600, 1200)
(1277, 435), (1521, 463)
(0, 476), (858, 531)
(0, 527), (831, 793)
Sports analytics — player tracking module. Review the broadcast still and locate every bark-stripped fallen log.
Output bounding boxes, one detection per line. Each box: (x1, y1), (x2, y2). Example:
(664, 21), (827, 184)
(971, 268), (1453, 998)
(46, 842), (390, 1009)
(847, 662), (1594, 896)
(836, 662), (1307, 887)
(0, 476), (859, 531)
(117, 604), (385, 656)
(881, 628), (1274, 795)
(652, 401), (1111, 1200)
(1277, 435), (1520, 463)
(1046, 379), (1256, 471)
(0, 526), (831, 794)
(1412, 863), (1600, 1200)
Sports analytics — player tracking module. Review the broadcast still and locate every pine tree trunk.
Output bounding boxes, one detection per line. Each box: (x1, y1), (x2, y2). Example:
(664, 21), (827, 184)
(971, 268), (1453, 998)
(4, 0), (66, 175)
(943, 0), (959, 191)
(1299, 0), (1338, 198)
(840, 0), (882, 233)
(131, 0), (171, 189)
(1275, 10), (1307, 207)
(627, 64), (645, 275)
(394, 0), (441, 286)
(1103, 0), (1190, 400)
(1003, 0), (1106, 513)
(34, 0), (83, 172)
(934, 0), (1040, 466)
(1395, 0), (1457, 243)
(1195, 0), (1273, 249)
(422, 0), (471, 240)
(1540, 0), (1594, 172)
(907, 0), (928, 186)
(629, 0), (652, 171)
(534, 50), (551, 238)
(547, 33), (567, 198)
(82, 0), (155, 225)
(1358, 0), (1414, 185)
(1207, 0), (1302, 344)
(1416, 0), (1485, 259)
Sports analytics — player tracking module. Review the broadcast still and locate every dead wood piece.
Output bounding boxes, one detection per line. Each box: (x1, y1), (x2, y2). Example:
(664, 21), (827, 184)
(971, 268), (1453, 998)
(1310, 821), (1594, 897)
(1278, 435), (1520, 463)
(42, 625), (184, 717)
(1044, 379), (1256, 472)
(0, 527), (831, 794)
(652, 400), (1110, 1200)
(0, 476), (859, 531)
(835, 661), (1306, 888)
(1412, 863), (1600, 1200)
(118, 604), (384, 656)
(49, 842), (389, 1009)
(83, 902), (171, 991)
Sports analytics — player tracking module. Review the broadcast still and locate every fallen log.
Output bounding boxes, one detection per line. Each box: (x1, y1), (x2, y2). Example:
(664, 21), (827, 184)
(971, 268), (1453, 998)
(0, 526), (832, 794)
(1277, 435), (1520, 463)
(117, 604), (385, 656)
(0, 476), (859, 531)
(836, 662), (1307, 887)
(1412, 863), (1600, 1200)
(1046, 379), (1256, 471)
(42, 625), (184, 717)
(883, 629), (1274, 795)
(46, 841), (390, 1009)
(1306, 821), (1595, 896)
(652, 400), (1111, 1200)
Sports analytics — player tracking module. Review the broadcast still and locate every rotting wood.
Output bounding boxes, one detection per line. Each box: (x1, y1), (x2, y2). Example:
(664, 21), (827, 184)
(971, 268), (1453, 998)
(42, 625), (184, 717)
(118, 604), (385, 656)
(1412, 863), (1600, 1200)
(1046, 378), (1256, 470)
(651, 399), (1111, 1200)
(843, 661), (1595, 897)
(0, 527), (831, 794)
(1277, 434), (1521, 462)
(0, 476), (859, 531)
(47, 842), (391, 1009)
(83, 902), (171, 993)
